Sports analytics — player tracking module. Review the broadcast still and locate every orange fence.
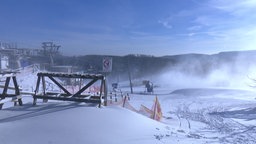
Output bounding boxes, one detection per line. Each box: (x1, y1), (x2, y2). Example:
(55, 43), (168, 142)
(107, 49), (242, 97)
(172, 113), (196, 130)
(108, 95), (162, 121)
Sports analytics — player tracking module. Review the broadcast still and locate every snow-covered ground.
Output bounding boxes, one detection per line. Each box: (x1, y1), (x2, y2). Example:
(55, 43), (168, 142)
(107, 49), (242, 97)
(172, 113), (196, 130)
(119, 84), (256, 144)
(1, 72), (256, 144)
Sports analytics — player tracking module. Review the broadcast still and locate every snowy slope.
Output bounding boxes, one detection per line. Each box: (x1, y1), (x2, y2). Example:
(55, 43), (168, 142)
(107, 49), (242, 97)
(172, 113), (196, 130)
(0, 102), (188, 144)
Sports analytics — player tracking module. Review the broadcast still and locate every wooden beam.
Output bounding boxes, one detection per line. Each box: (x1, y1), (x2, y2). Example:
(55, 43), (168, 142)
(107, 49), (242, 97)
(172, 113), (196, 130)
(0, 95), (22, 103)
(33, 76), (41, 105)
(34, 76), (41, 94)
(48, 76), (71, 95)
(41, 76), (48, 103)
(0, 73), (15, 78)
(0, 94), (17, 98)
(33, 72), (106, 106)
(12, 76), (20, 95)
(45, 92), (71, 97)
(2, 77), (11, 98)
(12, 76), (22, 106)
(34, 95), (101, 104)
(0, 85), (22, 90)
(72, 79), (98, 97)
(37, 72), (104, 79)
(42, 76), (46, 95)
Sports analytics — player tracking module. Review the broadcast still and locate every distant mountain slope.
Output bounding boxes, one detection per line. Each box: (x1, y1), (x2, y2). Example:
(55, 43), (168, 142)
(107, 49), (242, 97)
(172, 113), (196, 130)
(28, 50), (256, 82)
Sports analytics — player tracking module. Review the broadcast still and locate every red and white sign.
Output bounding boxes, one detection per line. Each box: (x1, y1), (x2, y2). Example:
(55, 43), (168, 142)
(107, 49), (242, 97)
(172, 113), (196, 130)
(103, 57), (112, 72)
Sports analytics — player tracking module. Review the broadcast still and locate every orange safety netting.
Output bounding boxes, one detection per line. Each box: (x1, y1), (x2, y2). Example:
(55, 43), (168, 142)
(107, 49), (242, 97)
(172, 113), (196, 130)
(107, 95), (163, 121)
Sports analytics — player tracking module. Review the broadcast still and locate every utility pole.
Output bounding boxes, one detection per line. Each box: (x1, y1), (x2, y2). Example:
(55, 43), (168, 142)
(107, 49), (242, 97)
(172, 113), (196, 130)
(128, 68), (133, 94)
(127, 57), (133, 94)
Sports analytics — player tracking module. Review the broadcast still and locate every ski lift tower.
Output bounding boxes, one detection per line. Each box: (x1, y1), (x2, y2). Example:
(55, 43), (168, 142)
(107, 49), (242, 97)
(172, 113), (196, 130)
(42, 42), (60, 66)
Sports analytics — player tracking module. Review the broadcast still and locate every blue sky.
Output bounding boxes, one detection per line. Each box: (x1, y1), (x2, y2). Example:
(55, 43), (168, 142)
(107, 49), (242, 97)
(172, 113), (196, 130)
(0, 0), (256, 56)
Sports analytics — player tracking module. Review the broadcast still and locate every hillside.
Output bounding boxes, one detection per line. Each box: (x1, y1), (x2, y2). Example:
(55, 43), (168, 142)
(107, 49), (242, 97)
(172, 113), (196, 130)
(25, 50), (256, 87)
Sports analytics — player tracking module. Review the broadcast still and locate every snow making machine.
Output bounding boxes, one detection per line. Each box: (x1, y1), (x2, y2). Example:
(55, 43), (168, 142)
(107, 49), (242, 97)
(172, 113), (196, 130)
(33, 72), (107, 107)
(0, 71), (23, 109)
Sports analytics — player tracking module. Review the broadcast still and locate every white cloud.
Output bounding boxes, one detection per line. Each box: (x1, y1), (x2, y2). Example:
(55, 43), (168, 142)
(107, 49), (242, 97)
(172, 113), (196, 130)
(180, 0), (256, 51)
(158, 20), (173, 29)
(188, 25), (202, 31)
(193, 16), (212, 26)
(209, 0), (256, 16)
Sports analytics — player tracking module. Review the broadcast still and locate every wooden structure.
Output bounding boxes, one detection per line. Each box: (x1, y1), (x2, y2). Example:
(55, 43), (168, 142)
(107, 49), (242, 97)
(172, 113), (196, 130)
(0, 72), (23, 109)
(33, 72), (107, 107)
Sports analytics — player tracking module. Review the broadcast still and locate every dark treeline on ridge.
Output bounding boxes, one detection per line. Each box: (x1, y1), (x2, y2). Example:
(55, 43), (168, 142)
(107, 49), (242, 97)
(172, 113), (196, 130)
(32, 50), (255, 82)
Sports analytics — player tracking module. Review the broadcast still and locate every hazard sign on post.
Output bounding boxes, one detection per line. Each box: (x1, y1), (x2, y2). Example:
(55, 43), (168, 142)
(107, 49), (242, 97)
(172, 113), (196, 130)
(103, 57), (112, 72)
